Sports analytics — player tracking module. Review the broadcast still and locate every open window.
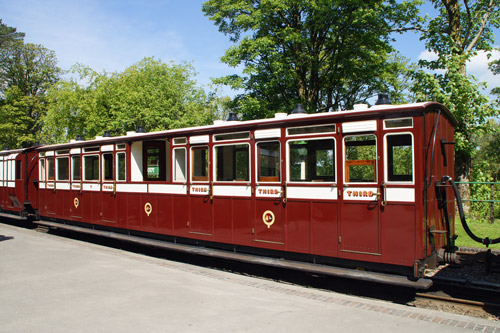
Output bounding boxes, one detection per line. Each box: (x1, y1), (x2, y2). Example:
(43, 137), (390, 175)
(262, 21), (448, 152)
(257, 141), (280, 182)
(288, 138), (335, 182)
(215, 144), (249, 182)
(143, 141), (166, 181)
(103, 153), (114, 181)
(386, 133), (413, 182)
(345, 135), (376, 183)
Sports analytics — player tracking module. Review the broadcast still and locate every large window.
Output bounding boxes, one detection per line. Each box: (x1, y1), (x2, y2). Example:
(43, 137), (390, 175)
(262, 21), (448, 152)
(288, 138), (335, 182)
(215, 144), (249, 182)
(84, 155), (99, 181)
(56, 157), (69, 181)
(345, 135), (376, 183)
(386, 134), (413, 182)
(258, 141), (280, 182)
(192, 146), (208, 181)
(39, 159), (46, 181)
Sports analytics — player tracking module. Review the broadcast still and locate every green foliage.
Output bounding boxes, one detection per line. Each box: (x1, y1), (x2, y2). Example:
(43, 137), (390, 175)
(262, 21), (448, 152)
(203, 0), (422, 118)
(0, 42), (61, 148)
(41, 58), (217, 143)
(454, 218), (500, 249)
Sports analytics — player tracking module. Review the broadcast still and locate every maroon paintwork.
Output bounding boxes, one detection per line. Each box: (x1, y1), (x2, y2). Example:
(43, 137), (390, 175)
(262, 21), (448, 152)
(1, 102), (457, 277)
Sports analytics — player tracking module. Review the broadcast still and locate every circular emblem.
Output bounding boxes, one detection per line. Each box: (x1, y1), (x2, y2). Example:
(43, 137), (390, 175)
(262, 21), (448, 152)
(144, 202), (153, 216)
(74, 198), (79, 209)
(262, 210), (275, 229)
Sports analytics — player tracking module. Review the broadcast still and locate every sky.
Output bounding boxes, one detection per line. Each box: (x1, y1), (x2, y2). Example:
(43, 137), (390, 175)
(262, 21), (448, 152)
(1, 0), (499, 98)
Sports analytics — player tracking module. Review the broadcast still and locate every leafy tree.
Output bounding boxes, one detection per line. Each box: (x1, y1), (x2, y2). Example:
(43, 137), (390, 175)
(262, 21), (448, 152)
(411, 0), (500, 185)
(0, 43), (61, 148)
(203, 0), (422, 118)
(0, 19), (24, 63)
(41, 58), (217, 143)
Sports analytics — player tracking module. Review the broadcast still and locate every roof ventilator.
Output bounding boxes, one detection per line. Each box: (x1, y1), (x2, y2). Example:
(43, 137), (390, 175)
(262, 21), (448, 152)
(75, 135), (84, 141)
(291, 103), (306, 114)
(375, 93), (391, 105)
(226, 112), (239, 121)
(136, 126), (146, 133)
(103, 130), (112, 137)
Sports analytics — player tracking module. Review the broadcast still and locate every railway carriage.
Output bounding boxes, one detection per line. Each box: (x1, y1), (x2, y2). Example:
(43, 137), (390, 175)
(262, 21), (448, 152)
(0, 100), (457, 283)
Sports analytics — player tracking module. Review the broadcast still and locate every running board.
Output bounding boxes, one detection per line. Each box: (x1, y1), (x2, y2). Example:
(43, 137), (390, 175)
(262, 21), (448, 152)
(35, 220), (433, 290)
(0, 212), (26, 221)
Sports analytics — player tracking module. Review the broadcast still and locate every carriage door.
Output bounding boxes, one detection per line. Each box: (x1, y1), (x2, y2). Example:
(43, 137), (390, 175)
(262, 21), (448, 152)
(253, 129), (285, 245)
(340, 120), (382, 255)
(189, 136), (213, 236)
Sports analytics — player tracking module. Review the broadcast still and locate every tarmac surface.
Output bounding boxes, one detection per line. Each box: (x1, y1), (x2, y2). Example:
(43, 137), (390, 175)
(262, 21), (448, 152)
(1, 222), (499, 333)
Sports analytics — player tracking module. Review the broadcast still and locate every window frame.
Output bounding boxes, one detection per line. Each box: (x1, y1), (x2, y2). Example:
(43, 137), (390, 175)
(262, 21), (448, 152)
(256, 140), (281, 183)
(191, 145), (209, 182)
(286, 137), (336, 184)
(173, 147), (187, 183)
(213, 142), (250, 183)
(102, 152), (114, 182)
(83, 154), (100, 181)
(343, 134), (377, 184)
(143, 141), (166, 182)
(116, 152), (126, 182)
(56, 156), (70, 181)
(384, 132), (414, 184)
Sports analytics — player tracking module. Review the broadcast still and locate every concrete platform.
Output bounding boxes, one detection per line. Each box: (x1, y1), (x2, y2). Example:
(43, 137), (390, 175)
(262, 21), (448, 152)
(0, 223), (499, 333)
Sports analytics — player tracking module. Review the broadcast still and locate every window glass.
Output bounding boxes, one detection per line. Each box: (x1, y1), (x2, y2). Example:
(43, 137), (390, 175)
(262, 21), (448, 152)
(117, 152), (126, 181)
(192, 146), (208, 181)
(345, 135), (376, 183)
(173, 137), (187, 145)
(15, 160), (21, 180)
(39, 159), (46, 181)
(47, 157), (55, 180)
(287, 124), (336, 136)
(214, 132), (250, 141)
(289, 139), (335, 182)
(215, 144), (249, 181)
(386, 134), (413, 182)
(72, 156), (81, 181)
(56, 157), (69, 180)
(258, 141), (280, 182)
(103, 153), (114, 181)
(174, 148), (186, 182)
(143, 141), (166, 181)
(84, 155), (99, 181)
(384, 118), (413, 129)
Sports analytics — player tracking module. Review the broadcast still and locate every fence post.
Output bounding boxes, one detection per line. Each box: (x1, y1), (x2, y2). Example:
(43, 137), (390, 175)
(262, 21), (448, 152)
(490, 183), (495, 224)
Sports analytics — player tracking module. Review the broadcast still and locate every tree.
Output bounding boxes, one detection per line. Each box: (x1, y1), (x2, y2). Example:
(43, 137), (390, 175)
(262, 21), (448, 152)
(41, 58), (217, 143)
(0, 43), (61, 148)
(411, 0), (500, 185)
(203, 0), (422, 118)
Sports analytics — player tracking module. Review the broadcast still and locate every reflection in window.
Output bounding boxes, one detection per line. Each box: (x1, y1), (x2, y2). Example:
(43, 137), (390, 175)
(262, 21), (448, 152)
(84, 155), (99, 181)
(387, 134), (413, 182)
(174, 148), (186, 182)
(117, 152), (126, 181)
(258, 141), (280, 182)
(72, 156), (81, 181)
(345, 135), (376, 183)
(289, 139), (335, 182)
(47, 157), (55, 180)
(103, 153), (114, 181)
(192, 146), (208, 181)
(215, 144), (249, 181)
(56, 157), (69, 180)
(39, 159), (46, 181)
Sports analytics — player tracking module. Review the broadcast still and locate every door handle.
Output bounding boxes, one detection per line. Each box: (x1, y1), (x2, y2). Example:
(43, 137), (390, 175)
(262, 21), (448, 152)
(380, 182), (387, 207)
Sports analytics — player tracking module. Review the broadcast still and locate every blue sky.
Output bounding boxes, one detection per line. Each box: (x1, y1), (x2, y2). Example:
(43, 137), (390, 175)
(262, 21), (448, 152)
(1, 0), (498, 97)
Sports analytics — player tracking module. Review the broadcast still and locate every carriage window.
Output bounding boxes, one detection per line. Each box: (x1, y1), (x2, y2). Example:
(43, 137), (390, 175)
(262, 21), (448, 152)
(384, 118), (413, 129)
(386, 134), (413, 182)
(289, 139), (335, 182)
(143, 141), (166, 181)
(192, 146), (208, 181)
(215, 144), (249, 181)
(47, 157), (55, 181)
(345, 135), (376, 183)
(117, 152), (126, 181)
(56, 157), (69, 181)
(72, 156), (81, 181)
(39, 159), (46, 181)
(174, 148), (186, 182)
(103, 153), (114, 181)
(287, 124), (336, 136)
(84, 155), (99, 181)
(15, 160), (21, 180)
(214, 132), (250, 141)
(258, 141), (280, 182)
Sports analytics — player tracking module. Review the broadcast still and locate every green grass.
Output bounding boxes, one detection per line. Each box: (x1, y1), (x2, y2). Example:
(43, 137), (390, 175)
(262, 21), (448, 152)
(454, 218), (500, 249)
